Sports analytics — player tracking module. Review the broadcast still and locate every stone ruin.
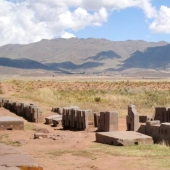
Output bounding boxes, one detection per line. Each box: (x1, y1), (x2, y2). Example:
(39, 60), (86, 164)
(62, 107), (94, 130)
(94, 112), (118, 132)
(95, 105), (154, 146)
(137, 106), (170, 145)
(45, 106), (94, 130)
(0, 97), (42, 123)
(51, 107), (63, 115)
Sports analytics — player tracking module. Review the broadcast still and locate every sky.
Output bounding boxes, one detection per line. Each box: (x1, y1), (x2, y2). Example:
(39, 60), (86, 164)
(0, 0), (170, 46)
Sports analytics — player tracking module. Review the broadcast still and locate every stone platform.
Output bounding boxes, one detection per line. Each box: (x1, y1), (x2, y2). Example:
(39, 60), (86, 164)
(0, 116), (24, 130)
(0, 143), (43, 170)
(96, 131), (153, 146)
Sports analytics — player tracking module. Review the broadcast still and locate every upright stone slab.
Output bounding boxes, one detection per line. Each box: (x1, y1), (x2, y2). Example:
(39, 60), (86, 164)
(0, 97), (4, 107)
(82, 109), (93, 130)
(105, 112), (118, 132)
(99, 112), (105, 131)
(145, 121), (160, 143)
(154, 107), (168, 123)
(126, 104), (139, 131)
(94, 113), (100, 127)
(159, 123), (170, 145)
(0, 143), (43, 169)
(62, 107), (70, 128)
(16, 103), (22, 116)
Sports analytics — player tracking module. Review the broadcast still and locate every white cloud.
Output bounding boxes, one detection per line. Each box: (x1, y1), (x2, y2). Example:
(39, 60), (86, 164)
(61, 32), (76, 39)
(0, 0), (169, 46)
(149, 6), (170, 33)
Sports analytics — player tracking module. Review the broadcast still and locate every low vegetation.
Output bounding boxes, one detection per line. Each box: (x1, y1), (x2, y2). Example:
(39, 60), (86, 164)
(0, 134), (21, 147)
(7, 79), (170, 117)
(0, 82), (3, 94)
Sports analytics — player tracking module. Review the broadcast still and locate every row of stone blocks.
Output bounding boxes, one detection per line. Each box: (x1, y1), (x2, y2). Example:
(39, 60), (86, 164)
(138, 121), (170, 145)
(62, 107), (94, 130)
(0, 97), (42, 123)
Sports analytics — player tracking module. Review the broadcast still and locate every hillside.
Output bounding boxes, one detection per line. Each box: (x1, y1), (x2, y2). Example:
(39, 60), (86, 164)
(0, 38), (169, 75)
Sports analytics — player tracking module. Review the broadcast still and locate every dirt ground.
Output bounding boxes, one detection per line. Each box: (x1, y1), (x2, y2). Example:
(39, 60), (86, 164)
(0, 79), (162, 170)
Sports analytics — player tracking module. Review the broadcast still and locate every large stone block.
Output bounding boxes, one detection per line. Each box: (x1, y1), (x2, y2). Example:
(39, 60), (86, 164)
(159, 123), (170, 145)
(97, 111), (118, 132)
(154, 107), (168, 123)
(45, 115), (62, 124)
(0, 117), (24, 130)
(105, 112), (118, 132)
(96, 131), (153, 146)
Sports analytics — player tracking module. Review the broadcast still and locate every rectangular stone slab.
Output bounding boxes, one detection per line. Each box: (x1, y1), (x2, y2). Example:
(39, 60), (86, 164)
(0, 116), (24, 130)
(45, 115), (62, 124)
(96, 131), (153, 146)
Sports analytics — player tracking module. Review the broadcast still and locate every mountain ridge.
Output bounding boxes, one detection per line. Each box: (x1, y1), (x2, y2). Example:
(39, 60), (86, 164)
(0, 38), (169, 74)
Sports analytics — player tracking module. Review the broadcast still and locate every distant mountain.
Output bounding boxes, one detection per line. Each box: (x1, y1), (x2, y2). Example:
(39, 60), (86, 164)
(0, 38), (169, 74)
(0, 57), (48, 70)
(84, 50), (121, 61)
(0, 57), (103, 71)
(116, 44), (170, 70)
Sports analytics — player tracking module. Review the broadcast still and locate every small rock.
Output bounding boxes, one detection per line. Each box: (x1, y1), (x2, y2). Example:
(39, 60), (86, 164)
(34, 132), (48, 139)
(33, 127), (49, 133)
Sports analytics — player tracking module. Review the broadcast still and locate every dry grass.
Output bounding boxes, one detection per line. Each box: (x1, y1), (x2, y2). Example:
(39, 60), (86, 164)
(0, 134), (21, 147)
(49, 143), (170, 170)
(90, 143), (170, 169)
(7, 79), (170, 117)
(0, 82), (3, 94)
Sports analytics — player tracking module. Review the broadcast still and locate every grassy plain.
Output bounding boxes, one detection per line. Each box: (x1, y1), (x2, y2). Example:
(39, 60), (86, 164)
(8, 78), (170, 117)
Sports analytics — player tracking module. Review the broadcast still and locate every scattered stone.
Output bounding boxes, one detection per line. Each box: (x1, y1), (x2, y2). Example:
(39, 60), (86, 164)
(33, 127), (49, 133)
(16, 139), (27, 145)
(34, 132), (48, 139)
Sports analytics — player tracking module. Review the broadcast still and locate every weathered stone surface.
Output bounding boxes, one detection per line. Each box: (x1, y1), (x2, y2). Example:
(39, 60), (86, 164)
(139, 115), (153, 123)
(1, 100), (42, 123)
(45, 115), (62, 124)
(153, 107), (169, 123)
(62, 107), (94, 130)
(0, 143), (42, 169)
(51, 107), (63, 115)
(126, 104), (139, 131)
(98, 111), (118, 132)
(159, 123), (170, 145)
(96, 131), (153, 146)
(94, 113), (100, 127)
(0, 116), (24, 130)
(146, 120), (160, 126)
(52, 118), (62, 127)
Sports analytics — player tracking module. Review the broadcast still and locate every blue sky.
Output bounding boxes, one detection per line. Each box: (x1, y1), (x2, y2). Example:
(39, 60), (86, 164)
(0, 0), (170, 46)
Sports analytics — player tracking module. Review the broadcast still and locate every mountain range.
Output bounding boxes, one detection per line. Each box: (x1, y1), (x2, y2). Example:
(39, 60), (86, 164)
(0, 38), (169, 76)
